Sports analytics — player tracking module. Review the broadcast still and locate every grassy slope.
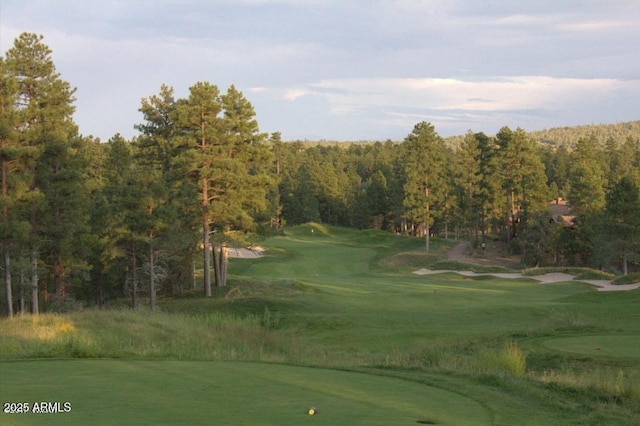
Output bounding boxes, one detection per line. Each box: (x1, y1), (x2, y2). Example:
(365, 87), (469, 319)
(1, 223), (639, 425)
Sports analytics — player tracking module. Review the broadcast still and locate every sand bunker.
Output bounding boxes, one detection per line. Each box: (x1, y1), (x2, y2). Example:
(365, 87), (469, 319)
(413, 268), (640, 292)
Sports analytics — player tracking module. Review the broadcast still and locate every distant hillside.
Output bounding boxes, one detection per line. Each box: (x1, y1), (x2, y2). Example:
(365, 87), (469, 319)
(286, 121), (640, 150)
(443, 120), (639, 150)
(529, 121), (640, 148)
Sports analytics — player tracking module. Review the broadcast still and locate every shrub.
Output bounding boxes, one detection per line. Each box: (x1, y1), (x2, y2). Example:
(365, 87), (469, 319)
(502, 341), (527, 377)
(47, 294), (84, 313)
(612, 273), (640, 285)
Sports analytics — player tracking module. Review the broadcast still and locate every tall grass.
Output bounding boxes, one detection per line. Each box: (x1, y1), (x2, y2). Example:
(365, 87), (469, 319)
(540, 367), (640, 403)
(374, 340), (527, 379)
(0, 309), (300, 362)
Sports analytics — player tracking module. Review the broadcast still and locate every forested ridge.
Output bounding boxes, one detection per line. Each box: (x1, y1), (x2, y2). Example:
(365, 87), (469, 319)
(2, 33), (639, 316)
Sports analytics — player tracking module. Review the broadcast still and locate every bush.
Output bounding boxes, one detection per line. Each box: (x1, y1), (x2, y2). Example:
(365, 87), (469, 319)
(522, 267), (614, 280)
(612, 273), (640, 285)
(47, 294), (84, 313)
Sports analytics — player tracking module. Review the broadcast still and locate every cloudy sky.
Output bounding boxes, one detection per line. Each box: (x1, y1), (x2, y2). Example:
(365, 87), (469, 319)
(1, 0), (639, 141)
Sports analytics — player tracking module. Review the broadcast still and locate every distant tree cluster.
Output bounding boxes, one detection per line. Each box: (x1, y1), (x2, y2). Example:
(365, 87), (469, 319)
(2, 33), (639, 315)
(1, 33), (274, 316)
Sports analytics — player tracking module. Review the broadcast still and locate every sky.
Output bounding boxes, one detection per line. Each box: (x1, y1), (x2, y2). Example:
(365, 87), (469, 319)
(1, 0), (639, 141)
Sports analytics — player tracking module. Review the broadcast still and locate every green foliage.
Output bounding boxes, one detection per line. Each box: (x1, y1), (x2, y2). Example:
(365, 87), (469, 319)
(2, 32), (83, 315)
(522, 266), (615, 280)
(613, 273), (640, 285)
(2, 227), (640, 423)
(529, 120), (640, 149)
(402, 122), (447, 227)
(3, 31), (640, 317)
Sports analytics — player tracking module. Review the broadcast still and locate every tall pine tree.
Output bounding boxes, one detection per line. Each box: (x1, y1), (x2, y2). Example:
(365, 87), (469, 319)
(4, 33), (78, 313)
(402, 122), (447, 252)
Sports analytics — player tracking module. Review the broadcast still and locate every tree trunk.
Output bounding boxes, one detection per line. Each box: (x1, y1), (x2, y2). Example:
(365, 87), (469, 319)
(30, 246), (38, 315)
(54, 257), (63, 295)
(425, 222), (430, 253)
(623, 252), (628, 276)
(202, 213), (212, 297)
(505, 192), (511, 243)
(149, 243), (156, 312)
(2, 154), (12, 317)
(213, 243), (228, 287)
(192, 261), (197, 290)
(219, 243), (228, 287)
(131, 243), (138, 310)
(4, 247), (13, 318)
(19, 270), (25, 314)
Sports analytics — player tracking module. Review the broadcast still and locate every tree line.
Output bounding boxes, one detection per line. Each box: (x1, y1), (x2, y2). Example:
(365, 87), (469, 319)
(2, 33), (639, 316)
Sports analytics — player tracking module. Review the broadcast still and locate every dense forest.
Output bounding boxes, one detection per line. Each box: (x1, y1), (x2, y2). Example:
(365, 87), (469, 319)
(2, 33), (639, 316)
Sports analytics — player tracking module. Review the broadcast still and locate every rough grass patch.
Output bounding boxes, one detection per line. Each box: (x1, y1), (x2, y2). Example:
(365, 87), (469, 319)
(378, 252), (440, 268)
(501, 341), (527, 377)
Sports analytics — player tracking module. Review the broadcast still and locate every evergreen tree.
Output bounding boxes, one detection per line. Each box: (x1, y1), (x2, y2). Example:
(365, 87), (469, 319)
(495, 127), (548, 245)
(0, 57), (24, 316)
(402, 122), (447, 252)
(4, 33), (78, 313)
(599, 176), (640, 274)
(267, 132), (284, 229)
(136, 84), (197, 307)
(453, 131), (483, 241)
(37, 136), (91, 298)
(567, 136), (606, 217)
(365, 170), (390, 229)
(174, 83), (273, 291)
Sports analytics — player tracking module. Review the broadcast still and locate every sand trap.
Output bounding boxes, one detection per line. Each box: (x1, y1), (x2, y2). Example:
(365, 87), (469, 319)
(413, 268), (640, 292)
(227, 246), (265, 259)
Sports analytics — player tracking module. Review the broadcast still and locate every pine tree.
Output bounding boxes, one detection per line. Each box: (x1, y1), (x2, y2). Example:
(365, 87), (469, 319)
(0, 57), (23, 316)
(173, 82), (222, 295)
(568, 136), (606, 217)
(600, 176), (640, 275)
(135, 84), (195, 308)
(213, 85), (274, 285)
(453, 131), (483, 241)
(495, 127), (548, 244)
(402, 122), (447, 252)
(4, 33), (78, 313)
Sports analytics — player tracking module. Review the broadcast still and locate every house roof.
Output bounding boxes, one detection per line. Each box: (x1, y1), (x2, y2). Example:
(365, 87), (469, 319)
(550, 198), (575, 227)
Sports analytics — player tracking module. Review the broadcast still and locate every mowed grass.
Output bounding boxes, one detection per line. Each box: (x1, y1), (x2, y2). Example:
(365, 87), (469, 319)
(0, 360), (490, 426)
(228, 225), (628, 354)
(1, 223), (640, 425)
(541, 335), (640, 358)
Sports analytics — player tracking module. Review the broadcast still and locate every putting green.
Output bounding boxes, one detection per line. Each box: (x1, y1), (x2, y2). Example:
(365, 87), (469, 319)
(541, 335), (640, 358)
(0, 360), (491, 425)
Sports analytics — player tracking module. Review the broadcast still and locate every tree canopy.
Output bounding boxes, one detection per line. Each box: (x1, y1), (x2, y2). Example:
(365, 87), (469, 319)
(2, 32), (639, 315)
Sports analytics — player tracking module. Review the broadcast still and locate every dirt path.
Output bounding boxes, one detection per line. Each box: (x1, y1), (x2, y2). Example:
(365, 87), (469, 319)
(417, 240), (640, 292)
(446, 240), (522, 269)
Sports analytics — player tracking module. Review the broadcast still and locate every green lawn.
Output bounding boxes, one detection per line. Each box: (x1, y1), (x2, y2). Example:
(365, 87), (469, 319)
(1, 224), (639, 425)
(541, 335), (640, 358)
(0, 360), (490, 426)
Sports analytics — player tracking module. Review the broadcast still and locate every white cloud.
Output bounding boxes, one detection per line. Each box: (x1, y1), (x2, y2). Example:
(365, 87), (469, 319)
(280, 76), (634, 114)
(557, 20), (635, 33)
(268, 75), (640, 136)
(2, 0), (639, 140)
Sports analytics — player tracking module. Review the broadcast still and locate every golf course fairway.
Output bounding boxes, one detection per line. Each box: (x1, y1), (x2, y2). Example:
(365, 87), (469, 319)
(0, 359), (490, 425)
(540, 334), (640, 358)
